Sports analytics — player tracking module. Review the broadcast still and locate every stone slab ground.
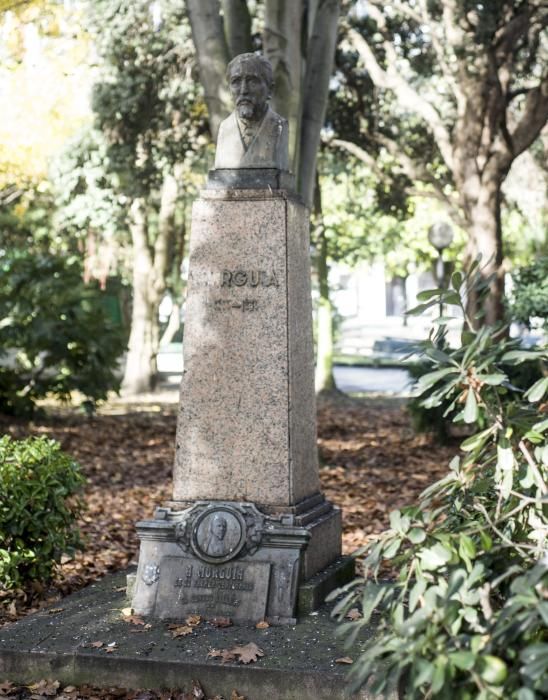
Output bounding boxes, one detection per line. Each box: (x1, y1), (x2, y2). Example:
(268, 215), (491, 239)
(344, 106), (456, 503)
(0, 570), (381, 700)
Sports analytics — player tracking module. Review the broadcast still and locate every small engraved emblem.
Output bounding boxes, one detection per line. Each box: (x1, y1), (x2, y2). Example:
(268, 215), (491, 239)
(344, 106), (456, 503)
(142, 563), (160, 586)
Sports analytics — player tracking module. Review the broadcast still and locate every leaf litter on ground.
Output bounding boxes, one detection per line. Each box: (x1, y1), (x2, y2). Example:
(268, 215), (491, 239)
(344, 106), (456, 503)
(0, 392), (455, 698)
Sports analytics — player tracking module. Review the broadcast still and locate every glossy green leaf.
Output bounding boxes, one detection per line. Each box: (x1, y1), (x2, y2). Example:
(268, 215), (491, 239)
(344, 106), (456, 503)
(525, 376), (548, 403)
(461, 426), (494, 452)
(408, 527), (426, 544)
(463, 389), (478, 424)
(417, 288), (445, 301)
(477, 655), (507, 684)
(478, 373), (507, 385)
(409, 577), (427, 612)
(449, 651), (475, 670)
(419, 543), (452, 570)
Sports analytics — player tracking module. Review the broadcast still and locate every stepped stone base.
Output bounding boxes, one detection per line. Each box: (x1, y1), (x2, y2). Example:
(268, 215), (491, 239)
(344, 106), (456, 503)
(131, 498), (348, 624)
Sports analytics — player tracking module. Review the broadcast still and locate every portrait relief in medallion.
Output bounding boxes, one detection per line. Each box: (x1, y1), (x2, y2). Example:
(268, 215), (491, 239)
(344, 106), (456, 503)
(192, 507), (245, 563)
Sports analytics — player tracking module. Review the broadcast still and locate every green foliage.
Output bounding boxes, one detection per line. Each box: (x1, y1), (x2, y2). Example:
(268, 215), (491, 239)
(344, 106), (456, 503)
(86, 0), (209, 198)
(0, 251), (126, 415)
(332, 267), (548, 699)
(0, 436), (85, 589)
(509, 258), (548, 332)
(407, 261), (546, 440)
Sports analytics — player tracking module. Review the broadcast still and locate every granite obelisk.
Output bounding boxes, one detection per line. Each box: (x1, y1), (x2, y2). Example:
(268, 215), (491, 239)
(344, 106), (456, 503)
(131, 53), (351, 624)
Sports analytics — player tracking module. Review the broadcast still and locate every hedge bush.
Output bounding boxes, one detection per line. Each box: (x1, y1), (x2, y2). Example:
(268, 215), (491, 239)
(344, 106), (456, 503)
(0, 251), (126, 416)
(0, 436), (86, 589)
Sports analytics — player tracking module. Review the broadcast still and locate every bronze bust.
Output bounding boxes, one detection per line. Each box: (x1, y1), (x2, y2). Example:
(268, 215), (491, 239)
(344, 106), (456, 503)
(214, 53), (289, 170)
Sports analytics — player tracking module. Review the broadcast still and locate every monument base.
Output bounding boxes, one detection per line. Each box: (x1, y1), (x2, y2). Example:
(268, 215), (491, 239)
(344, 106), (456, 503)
(131, 499), (351, 624)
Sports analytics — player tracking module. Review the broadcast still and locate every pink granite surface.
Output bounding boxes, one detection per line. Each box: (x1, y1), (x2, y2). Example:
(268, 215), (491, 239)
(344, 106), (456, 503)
(173, 189), (320, 507)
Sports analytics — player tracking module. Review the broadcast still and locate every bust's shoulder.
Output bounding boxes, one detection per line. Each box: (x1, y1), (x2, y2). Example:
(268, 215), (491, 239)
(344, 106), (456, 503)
(219, 111), (238, 131)
(265, 107), (287, 128)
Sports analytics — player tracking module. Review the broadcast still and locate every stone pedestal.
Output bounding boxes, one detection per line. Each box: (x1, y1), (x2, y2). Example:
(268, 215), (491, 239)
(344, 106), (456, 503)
(132, 181), (350, 624)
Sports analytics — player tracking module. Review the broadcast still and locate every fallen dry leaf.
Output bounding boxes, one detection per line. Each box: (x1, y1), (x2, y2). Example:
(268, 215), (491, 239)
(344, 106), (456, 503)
(190, 680), (205, 699)
(209, 616), (232, 628)
(186, 614), (202, 627)
(345, 608), (362, 621)
(230, 642), (265, 664)
(120, 607), (133, 617)
(89, 641), (103, 648)
(62, 687), (76, 694)
(46, 608), (64, 615)
(207, 647), (234, 663)
(255, 619), (269, 629)
(231, 691), (246, 700)
(0, 682), (15, 696)
(169, 624), (193, 638)
(28, 679), (60, 696)
(125, 614), (146, 626)
(335, 656), (354, 664)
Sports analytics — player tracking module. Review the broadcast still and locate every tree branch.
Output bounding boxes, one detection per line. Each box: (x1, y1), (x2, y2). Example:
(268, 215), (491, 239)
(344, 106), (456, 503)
(330, 136), (466, 228)
(263, 0), (304, 171)
(221, 0), (252, 57)
(299, 0), (340, 207)
(186, 0), (232, 141)
(330, 138), (384, 179)
(348, 25), (455, 171)
(508, 73), (548, 164)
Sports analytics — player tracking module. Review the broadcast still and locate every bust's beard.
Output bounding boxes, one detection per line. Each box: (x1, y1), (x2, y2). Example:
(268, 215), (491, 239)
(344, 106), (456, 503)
(236, 102), (257, 121)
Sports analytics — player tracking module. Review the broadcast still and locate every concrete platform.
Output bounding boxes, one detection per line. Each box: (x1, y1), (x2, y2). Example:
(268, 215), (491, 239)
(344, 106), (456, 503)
(0, 570), (378, 699)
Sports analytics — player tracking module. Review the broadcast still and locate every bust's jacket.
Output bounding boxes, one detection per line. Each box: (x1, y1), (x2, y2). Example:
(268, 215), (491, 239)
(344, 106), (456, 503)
(214, 106), (289, 170)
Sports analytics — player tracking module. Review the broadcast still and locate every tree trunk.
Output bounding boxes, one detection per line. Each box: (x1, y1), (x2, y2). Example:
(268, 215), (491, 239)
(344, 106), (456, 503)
(123, 198), (161, 395)
(186, 0), (231, 140)
(465, 173), (505, 326)
(159, 302), (181, 346)
(315, 225), (336, 393)
(263, 0), (304, 171)
(221, 0), (252, 57)
(348, 4), (548, 327)
(122, 173), (180, 394)
(299, 0), (340, 206)
(313, 180), (336, 392)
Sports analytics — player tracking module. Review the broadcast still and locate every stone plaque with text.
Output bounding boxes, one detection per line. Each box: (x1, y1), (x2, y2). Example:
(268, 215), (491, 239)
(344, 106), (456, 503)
(154, 556), (271, 623)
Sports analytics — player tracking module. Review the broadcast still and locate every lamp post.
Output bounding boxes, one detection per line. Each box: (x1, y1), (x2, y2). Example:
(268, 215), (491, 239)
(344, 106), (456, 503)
(428, 222), (454, 318)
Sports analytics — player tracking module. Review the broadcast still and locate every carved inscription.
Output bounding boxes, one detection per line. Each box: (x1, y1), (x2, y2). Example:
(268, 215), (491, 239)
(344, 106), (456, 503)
(221, 270), (279, 288)
(154, 557), (271, 622)
(213, 298), (258, 312)
(175, 563), (253, 594)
